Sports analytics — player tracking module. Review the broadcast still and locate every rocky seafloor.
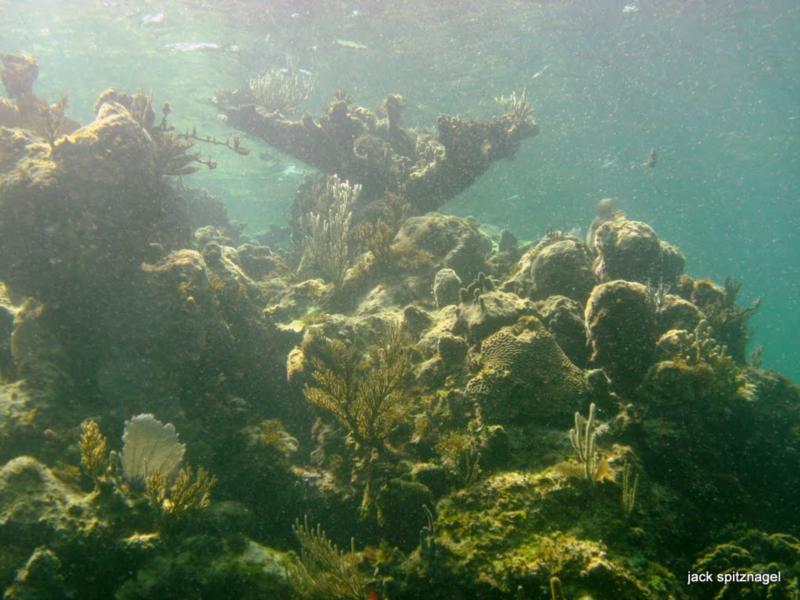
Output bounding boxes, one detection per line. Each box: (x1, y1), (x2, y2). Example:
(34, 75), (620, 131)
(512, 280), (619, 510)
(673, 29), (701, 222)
(0, 55), (798, 600)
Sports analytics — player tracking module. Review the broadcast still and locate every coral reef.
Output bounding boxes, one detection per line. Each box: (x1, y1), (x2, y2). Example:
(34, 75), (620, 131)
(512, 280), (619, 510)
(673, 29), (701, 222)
(0, 54), (79, 138)
(215, 87), (538, 219)
(0, 58), (797, 600)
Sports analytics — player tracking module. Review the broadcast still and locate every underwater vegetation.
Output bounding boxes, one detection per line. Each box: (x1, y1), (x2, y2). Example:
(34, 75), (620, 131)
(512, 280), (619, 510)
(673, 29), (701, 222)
(0, 53), (798, 600)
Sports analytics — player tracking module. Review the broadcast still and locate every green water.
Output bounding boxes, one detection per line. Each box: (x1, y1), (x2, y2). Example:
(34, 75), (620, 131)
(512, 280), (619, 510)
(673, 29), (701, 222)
(2, 0), (797, 380)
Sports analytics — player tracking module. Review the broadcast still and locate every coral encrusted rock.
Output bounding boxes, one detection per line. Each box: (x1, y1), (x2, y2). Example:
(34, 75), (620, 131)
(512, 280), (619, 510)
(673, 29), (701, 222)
(0, 100), (163, 306)
(593, 218), (685, 286)
(466, 317), (587, 423)
(530, 237), (596, 302)
(585, 280), (657, 392)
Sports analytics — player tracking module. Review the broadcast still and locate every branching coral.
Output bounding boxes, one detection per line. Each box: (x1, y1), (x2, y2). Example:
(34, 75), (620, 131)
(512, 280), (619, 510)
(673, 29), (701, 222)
(248, 58), (314, 116)
(435, 431), (481, 486)
(79, 419), (109, 483)
(145, 465), (217, 519)
(568, 403), (612, 483)
(94, 90), (248, 177)
(621, 460), (639, 517)
(290, 515), (366, 600)
(39, 96), (69, 148)
(353, 192), (411, 264)
(215, 87), (538, 218)
(303, 324), (412, 453)
(494, 88), (533, 125)
(672, 319), (757, 401)
(298, 175), (361, 287)
(707, 278), (761, 364)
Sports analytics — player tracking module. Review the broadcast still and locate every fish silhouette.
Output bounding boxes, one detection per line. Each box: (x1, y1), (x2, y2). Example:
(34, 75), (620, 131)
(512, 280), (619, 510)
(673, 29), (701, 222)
(643, 147), (656, 168)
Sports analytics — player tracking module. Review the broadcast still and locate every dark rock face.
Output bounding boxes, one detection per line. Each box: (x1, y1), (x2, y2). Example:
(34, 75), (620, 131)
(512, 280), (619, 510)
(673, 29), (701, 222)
(530, 237), (596, 302)
(535, 295), (589, 367)
(457, 290), (535, 343)
(593, 218), (685, 286)
(585, 280), (657, 392)
(433, 268), (462, 308)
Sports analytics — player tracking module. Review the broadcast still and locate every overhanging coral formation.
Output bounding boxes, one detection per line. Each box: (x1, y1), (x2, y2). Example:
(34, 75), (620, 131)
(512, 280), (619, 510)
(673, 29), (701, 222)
(0, 54), (79, 138)
(214, 88), (538, 215)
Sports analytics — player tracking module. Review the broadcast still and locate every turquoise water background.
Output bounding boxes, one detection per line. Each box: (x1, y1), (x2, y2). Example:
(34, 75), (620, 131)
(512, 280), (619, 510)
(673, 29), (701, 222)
(2, 0), (798, 381)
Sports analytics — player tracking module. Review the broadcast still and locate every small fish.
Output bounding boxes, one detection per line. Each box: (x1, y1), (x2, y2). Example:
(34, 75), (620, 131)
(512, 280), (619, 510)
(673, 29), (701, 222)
(642, 147), (656, 168)
(276, 67), (314, 77)
(278, 164), (306, 180)
(531, 64), (550, 80)
(141, 12), (165, 25)
(335, 38), (368, 50)
(600, 157), (618, 170)
(365, 591), (380, 600)
(622, 4), (640, 14)
(164, 41), (221, 52)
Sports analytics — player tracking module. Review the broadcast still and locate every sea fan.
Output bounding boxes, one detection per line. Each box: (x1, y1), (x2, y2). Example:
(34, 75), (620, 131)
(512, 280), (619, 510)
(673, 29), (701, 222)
(121, 413), (186, 485)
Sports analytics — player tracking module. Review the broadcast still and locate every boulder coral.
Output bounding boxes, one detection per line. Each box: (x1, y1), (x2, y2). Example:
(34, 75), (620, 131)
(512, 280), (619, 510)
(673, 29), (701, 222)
(593, 218), (685, 286)
(0, 101), (166, 306)
(530, 236), (596, 302)
(585, 280), (658, 392)
(466, 317), (587, 423)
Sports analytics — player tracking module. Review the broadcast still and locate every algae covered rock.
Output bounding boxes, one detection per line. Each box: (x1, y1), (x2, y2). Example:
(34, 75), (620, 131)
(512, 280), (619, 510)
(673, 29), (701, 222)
(593, 218), (685, 285)
(0, 382), (54, 463)
(0, 54), (38, 99)
(433, 268), (462, 308)
(466, 317), (587, 423)
(692, 530), (800, 599)
(535, 295), (589, 367)
(376, 478), (434, 551)
(115, 537), (294, 600)
(637, 360), (800, 535)
(0, 100), (165, 305)
(393, 213), (490, 285)
(656, 293), (703, 334)
(457, 289), (535, 342)
(344, 213), (491, 310)
(585, 280), (657, 392)
(0, 456), (90, 589)
(530, 236), (596, 302)
(3, 546), (67, 600)
(426, 470), (680, 599)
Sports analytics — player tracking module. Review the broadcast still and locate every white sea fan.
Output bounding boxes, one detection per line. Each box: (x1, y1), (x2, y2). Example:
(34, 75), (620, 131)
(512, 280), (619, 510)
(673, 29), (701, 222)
(121, 413), (186, 485)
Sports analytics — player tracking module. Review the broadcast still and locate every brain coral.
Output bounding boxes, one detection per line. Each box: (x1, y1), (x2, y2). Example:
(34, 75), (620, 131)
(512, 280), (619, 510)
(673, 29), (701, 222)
(466, 316), (587, 423)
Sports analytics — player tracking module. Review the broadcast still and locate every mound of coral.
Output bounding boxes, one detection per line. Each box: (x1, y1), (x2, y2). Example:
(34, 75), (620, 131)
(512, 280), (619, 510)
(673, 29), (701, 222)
(1, 56), (798, 600)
